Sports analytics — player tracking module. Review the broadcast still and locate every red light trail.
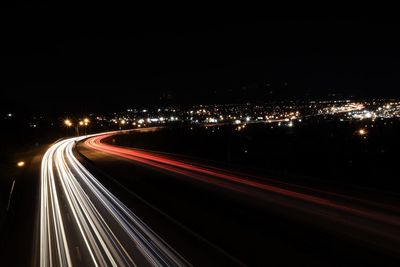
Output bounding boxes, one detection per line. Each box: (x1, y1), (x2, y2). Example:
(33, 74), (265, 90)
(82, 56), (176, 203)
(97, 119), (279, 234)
(85, 135), (400, 223)
(84, 133), (400, 255)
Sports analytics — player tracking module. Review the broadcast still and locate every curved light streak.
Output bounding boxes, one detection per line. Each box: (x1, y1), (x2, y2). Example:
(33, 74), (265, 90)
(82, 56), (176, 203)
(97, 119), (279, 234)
(40, 135), (188, 267)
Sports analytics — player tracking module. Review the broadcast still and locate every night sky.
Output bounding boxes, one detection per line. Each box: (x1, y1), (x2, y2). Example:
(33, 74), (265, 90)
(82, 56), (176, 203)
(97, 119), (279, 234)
(2, 8), (400, 113)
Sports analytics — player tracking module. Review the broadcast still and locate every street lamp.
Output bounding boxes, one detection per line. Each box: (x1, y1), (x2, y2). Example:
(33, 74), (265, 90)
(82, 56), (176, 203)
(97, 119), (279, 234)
(119, 119), (126, 130)
(358, 128), (367, 136)
(17, 161), (25, 167)
(82, 118), (90, 135)
(64, 119), (73, 136)
(64, 119), (72, 127)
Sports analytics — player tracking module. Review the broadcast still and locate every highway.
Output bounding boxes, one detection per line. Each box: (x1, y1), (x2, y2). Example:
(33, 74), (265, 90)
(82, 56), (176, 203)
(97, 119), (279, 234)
(38, 129), (400, 266)
(39, 134), (188, 267)
(80, 131), (400, 266)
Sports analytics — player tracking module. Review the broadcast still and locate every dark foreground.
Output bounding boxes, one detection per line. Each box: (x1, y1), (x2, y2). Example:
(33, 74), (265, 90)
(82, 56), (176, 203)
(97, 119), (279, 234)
(1, 121), (400, 266)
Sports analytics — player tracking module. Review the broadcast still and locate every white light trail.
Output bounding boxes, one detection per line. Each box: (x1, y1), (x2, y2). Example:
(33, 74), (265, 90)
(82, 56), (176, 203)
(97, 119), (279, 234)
(40, 135), (188, 267)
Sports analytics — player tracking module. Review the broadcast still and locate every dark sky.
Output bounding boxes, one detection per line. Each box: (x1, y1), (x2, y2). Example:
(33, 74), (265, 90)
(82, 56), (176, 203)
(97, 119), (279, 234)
(2, 7), (400, 113)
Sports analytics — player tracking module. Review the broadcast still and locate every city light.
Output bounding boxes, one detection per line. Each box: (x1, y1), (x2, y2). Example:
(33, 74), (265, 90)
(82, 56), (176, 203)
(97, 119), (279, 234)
(17, 161), (25, 167)
(358, 129), (367, 136)
(64, 119), (72, 127)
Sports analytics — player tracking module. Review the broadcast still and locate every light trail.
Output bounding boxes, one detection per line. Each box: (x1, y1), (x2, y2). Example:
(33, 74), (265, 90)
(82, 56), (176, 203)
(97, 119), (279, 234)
(40, 135), (188, 267)
(85, 133), (400, 255)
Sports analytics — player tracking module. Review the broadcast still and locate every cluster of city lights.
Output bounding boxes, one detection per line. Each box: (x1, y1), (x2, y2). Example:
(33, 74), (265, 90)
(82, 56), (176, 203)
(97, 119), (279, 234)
(318, 101), (400, 121)
(320, 103), (365, 115)
(40, 100), (395, 134)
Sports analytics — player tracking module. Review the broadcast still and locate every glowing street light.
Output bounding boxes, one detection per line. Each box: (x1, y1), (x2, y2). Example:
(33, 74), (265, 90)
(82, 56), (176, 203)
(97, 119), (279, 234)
(358, 128), (367, 136)
(64, 119), (72, 127)
(79, 121), (84, 126)
(17, 161), (25, 167)
(118, 119), (126, 130)
(63, 119), (74, 137)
